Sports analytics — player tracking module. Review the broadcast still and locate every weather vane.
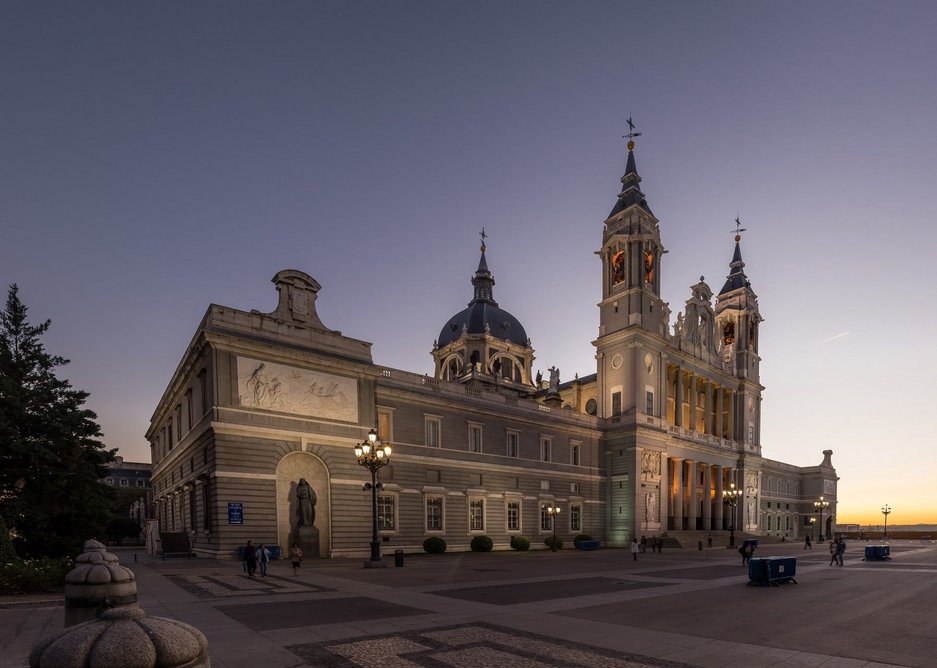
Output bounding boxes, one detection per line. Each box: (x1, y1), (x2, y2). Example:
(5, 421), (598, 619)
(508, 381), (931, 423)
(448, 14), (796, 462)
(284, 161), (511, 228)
(732, 216), (747, 240)
(623, 115), (641, 141)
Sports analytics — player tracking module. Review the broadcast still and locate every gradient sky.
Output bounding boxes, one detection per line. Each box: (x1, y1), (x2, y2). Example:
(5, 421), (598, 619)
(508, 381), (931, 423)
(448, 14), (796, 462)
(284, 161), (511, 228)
(3, 2), (935, 526)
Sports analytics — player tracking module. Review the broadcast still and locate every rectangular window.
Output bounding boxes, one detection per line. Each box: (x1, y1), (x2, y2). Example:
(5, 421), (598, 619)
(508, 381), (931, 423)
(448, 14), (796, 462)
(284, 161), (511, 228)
(425, 417), (441, 448)
(570, 504), (582, 532)
(540, 505), (552, 531)
(197, 369), (208, 417)
(377, 408), (394, 441)
(571, 443), (581, 466)
(120, 478), (128, 487)
(185, 390), (193, 430)
(646, 390), (654, 415)
(378, 495), (396, 531)
(506, 500), (520, 531)
(426, 497), (443, 531)
(201, 480), (212, 531)
(506, 431), (519, 458)
(469, 499), (484, 531)
(469, 424), (483, 453)
(175, 405), (182, 440)
(541, 437), (552, 462)
(189, 486), (196, 531)
(570, 482), (580, 493)
(612, 392), (622, 417)
(748, 423), (754, 442)
(137, 479), (145, 487)
(167, 421), (173, 449)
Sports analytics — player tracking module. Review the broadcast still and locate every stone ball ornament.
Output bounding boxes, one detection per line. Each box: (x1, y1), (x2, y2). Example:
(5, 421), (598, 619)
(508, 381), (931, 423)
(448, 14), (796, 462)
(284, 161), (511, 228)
(30, 607), (210, 667)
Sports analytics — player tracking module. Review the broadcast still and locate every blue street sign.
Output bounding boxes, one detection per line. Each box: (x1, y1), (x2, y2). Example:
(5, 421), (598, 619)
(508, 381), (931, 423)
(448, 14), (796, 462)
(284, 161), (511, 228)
(227, 502), (243, 525)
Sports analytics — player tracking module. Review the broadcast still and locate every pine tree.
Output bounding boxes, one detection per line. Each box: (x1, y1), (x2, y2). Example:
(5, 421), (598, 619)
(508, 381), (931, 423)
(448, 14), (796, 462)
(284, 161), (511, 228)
(0, 284), (115, 557)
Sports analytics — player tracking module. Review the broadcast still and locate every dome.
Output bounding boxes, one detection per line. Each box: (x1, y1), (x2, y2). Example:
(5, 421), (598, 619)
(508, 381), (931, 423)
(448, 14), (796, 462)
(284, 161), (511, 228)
(437, 302), (529, 348)
(436, 244), (530, 349)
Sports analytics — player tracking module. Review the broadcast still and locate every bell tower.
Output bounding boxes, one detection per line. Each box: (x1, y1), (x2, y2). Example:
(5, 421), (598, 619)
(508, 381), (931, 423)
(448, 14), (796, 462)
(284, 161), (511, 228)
(594, 121), (668, 419)
(714, 225), (764, 451)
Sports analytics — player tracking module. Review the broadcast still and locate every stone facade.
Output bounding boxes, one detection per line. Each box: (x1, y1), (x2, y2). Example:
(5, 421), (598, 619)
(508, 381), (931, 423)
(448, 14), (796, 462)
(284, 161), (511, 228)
(147, 140), (837, 559)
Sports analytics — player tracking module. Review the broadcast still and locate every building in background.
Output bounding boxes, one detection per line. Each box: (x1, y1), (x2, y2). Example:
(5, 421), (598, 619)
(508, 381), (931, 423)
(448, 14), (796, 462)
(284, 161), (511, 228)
(147, 138), (837, 558)
(102, 456), (153, 525)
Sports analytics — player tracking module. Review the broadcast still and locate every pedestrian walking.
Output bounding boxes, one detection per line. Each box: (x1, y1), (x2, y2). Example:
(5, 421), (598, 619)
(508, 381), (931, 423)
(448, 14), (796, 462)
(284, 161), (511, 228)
(631, 537), (640, 561)
(829, 538), (838, 566)
(741, 541), (755, 566)
(836, 537), (846, 566)
(804, 535), (812, 550)
(707, 534), (713, 548)
(243, 540), (257, 577)
(640, 535), (647, 553)
(290, 542), (303, 576)
(256, 543), (271, 577)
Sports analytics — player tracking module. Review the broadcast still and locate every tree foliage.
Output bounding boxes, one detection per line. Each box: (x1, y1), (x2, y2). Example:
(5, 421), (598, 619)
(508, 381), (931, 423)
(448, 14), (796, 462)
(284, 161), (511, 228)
(0, 285), (115, 557)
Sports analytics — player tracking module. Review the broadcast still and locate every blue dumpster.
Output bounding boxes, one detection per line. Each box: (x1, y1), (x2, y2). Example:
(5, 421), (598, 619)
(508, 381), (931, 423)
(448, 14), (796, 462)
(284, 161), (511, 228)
(863, 545), (891, 561)
(748, 556), (797, 586)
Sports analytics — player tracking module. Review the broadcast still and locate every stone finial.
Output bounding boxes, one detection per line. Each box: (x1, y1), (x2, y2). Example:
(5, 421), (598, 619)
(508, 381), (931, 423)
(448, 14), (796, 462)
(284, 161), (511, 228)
(65, 540), (137, 627)
(30, 607), (210, 667)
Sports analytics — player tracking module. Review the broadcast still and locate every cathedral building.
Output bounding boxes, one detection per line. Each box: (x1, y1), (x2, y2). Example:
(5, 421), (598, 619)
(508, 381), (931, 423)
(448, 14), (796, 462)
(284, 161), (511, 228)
(147, 137), (838, 558)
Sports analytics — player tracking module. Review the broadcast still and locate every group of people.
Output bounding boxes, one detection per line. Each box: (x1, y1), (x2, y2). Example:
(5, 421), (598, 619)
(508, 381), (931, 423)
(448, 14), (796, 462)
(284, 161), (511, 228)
(829, 537), (846, 566)
(630, 535), (665, 559)
(243, 540), (305, 577)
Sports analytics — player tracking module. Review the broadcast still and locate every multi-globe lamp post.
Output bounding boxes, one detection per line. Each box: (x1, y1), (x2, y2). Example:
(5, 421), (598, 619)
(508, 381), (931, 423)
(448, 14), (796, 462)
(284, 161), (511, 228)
(543, 503), (561, 551)
(354, 428), (391, 566)
(881, 504), (892, 542)
(808, 517), (816, 541)
(722, 482), (741, 548)
(814, 496), (829, 541)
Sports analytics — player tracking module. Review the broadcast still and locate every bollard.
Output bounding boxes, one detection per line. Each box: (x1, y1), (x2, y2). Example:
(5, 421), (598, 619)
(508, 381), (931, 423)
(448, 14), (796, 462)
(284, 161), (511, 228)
(394, 549), (405, 567)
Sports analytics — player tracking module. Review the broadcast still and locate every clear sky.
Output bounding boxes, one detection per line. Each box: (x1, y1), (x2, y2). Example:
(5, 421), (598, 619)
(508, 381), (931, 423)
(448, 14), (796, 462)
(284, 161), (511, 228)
(3, 1), (935, 526)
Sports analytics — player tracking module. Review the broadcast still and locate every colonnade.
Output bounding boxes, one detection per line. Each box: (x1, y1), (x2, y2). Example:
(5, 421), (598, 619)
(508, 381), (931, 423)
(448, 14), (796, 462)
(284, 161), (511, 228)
(668, 458), (741, 532)
(668, 365), (736, 441)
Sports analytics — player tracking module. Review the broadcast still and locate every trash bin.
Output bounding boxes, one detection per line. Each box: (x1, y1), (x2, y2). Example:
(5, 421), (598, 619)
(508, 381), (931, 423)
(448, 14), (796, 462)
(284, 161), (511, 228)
(394, 549), (404, 567)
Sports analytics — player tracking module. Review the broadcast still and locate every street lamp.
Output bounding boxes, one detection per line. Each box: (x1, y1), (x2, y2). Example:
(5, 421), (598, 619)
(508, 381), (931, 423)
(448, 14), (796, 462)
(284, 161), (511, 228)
(814, 496), (829, 541)
(543, 503), (561, 551)
(881, 504), (891, 542)
(808, 517), (816, 541)
(354, 428), (392, 566)
(722, 482), (741, 548)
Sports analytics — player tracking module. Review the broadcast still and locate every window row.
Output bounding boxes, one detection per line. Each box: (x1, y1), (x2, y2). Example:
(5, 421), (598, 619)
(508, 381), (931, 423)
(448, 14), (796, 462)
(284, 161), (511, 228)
(421, 416), (582, 464)
(376, 495), (583, 535)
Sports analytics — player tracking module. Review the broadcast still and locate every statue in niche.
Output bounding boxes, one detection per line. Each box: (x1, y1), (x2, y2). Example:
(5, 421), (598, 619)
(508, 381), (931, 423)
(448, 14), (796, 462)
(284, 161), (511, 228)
(699, 315), (710, 348)
(645, 492), (657, 522)
(611, 251), (625, 285)
(674, 313), (684, 337)
(548, 366), (560, 393)
(296, 478), (317, 526)
(746, 471), (759, 495)
(747, 499), (755, 524)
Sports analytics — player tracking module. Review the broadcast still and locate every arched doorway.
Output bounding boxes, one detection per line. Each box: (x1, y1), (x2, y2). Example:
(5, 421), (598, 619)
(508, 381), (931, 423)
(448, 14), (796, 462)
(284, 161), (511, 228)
(276, 452), (330, 557)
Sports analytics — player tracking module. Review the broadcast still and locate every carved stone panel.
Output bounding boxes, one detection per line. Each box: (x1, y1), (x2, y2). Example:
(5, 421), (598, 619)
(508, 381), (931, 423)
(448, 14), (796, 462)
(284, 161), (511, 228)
(237, 357), (358, 422)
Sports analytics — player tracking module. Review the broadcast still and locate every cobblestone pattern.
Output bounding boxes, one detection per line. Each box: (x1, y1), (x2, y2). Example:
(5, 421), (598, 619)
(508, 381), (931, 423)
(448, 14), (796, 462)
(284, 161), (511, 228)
(167, 573), (330, 599)
(288, 623), (692, 667)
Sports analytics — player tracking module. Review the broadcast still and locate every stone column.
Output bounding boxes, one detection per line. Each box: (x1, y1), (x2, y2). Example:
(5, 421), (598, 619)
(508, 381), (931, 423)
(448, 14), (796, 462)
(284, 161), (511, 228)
(671, 457), (683, 530)
(714, 465), (724, 530)
(689, 375), (697, 433)
(702, 464), (713, 530)
(674, 368), (683, 427)
(686, 460), (698, 530)
(704, 381), (713, 435)
(728, 390), (736, 442)
(715, 386), (724, 439)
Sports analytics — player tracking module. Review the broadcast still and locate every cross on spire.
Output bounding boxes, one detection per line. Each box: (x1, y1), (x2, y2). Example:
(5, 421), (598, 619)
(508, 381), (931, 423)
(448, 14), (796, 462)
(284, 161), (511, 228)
(480, 227), (487, 245)
(732, 216), (747, 240)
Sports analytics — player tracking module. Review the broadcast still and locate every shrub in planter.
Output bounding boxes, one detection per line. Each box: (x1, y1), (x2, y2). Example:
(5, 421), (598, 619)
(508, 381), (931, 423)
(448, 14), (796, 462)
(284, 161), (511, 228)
(510, 535), (530, 551)
(573, 534), (593, 549)
(544, 536), (564, 550)
(470, 535), (493, 552)
(0, 557), (73, 594)
(423, 537), (447, 554)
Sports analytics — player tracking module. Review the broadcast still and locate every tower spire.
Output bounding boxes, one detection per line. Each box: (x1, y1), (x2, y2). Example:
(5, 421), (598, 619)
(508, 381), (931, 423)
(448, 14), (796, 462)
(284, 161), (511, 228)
(720, 217), (752, 295)
(471, 232), (496, 305)
(609, 116), (651, 217)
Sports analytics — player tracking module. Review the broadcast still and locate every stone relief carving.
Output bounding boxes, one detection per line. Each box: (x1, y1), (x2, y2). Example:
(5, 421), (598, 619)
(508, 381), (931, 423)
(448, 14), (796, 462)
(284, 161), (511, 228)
(824, 479), (835, 494)
(640, 450), (662, 482)
(745, 470), (759, 495)
(237, 357), (358, 422)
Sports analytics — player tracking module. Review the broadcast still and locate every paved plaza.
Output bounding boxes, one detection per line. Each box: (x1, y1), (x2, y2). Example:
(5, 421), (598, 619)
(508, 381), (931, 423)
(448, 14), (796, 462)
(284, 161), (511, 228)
(3, 540), (936, 667)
